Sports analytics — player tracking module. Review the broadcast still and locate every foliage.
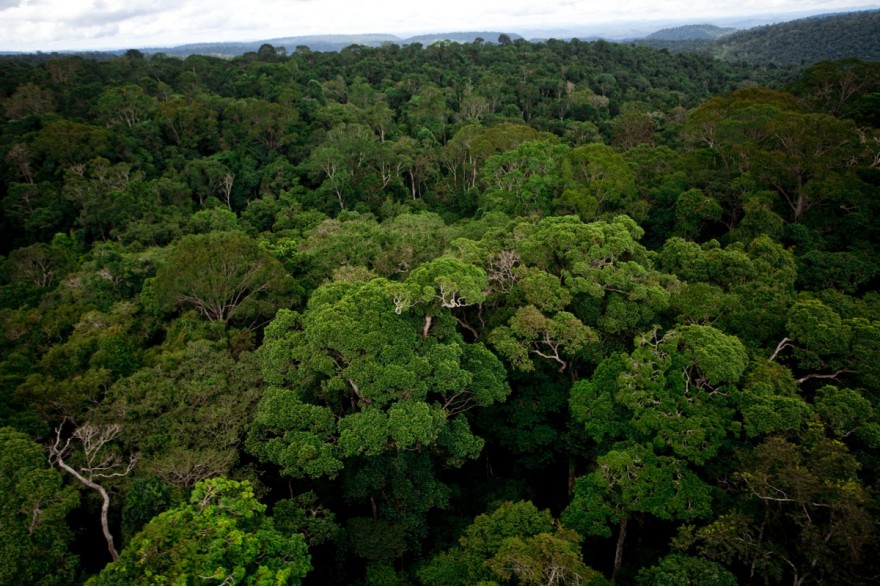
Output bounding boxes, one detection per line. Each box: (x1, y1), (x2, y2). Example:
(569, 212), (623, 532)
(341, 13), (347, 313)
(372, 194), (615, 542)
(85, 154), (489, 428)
(151, 230), (297, 326)
(419, 501), (600, 586)
(0, 38), (878, 586)
(87, 477), (311, 585)
(0, 427), (79, 586)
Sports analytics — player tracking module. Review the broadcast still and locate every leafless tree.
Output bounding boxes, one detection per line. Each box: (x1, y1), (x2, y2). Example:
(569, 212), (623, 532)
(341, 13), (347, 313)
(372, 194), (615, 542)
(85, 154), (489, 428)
(48, 422), (137, 561)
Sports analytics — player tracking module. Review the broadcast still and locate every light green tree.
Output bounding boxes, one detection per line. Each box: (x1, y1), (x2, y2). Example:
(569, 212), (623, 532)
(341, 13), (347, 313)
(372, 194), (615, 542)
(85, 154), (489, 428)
(86, 478), (311, 585)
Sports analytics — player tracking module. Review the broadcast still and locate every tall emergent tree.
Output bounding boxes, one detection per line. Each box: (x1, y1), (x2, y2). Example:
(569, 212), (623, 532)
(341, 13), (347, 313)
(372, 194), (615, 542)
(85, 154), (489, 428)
(248, 266), (510, 557)
(150, 230), (297, 327)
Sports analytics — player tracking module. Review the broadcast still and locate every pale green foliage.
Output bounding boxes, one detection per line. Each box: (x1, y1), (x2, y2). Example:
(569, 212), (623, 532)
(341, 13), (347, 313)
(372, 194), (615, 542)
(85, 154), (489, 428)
(573, 326), (747, 463)
(487, 529), (598, 586)
(87, 478), (311, 586)
(677, 325), (748, 386)
(405, 256), (488, 310)
(661, 236), (797, 346)
(511, 215), (675, 336)
(787, 298), (850, 358)
(670, 282), (729, 325)
(248, 390), (343, 478)
(479, 141), (569, 216)
(660, 238), (756, 286)
(517, 270), (571, 312)
(490, 306), (596, 372)
(516, 214), (646, 276)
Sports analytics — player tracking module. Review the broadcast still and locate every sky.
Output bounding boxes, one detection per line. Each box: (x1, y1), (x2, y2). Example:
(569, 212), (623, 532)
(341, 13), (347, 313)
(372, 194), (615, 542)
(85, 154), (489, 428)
(0, 0), (877, 52)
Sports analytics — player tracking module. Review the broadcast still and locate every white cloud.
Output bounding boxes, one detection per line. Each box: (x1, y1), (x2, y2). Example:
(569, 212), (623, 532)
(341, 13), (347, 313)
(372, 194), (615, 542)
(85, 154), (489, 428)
(0, 0), (877, 51)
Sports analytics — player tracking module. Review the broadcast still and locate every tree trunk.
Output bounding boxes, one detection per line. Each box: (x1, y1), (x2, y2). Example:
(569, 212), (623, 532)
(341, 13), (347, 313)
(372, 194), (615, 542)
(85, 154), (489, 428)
(53, 458), (119, 561)
(612, 517), (628, 584)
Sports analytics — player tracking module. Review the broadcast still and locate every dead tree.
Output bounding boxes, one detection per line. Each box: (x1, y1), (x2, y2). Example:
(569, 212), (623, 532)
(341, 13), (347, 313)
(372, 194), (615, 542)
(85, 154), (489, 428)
(48, 422), (137, 561)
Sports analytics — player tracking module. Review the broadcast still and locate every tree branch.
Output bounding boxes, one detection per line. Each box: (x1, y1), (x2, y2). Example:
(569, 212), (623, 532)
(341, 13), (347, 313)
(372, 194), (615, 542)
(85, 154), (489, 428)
(769, 337), (793, 362)
(796, 368), (856, 384)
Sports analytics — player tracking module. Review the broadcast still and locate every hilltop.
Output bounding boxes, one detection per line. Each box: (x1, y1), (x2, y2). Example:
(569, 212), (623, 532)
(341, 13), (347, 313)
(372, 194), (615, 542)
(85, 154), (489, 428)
(644, 24), (738, 41)
(637, 9), (880, 64)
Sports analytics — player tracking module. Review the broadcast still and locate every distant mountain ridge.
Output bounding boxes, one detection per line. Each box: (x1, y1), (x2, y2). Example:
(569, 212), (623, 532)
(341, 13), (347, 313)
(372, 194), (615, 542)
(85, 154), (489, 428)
(644, 24), (737, 41)
(636, 9), (880, 64)
(3, 8), (876, 63)
(144, 32), (522, 57)
(715, 8), (880, 62)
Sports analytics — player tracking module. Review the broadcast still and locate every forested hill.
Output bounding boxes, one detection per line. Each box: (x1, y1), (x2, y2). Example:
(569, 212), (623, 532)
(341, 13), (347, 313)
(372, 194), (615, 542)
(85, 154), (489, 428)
(717, 8), (880, 63)
(1, 38), (880, 586)
(644, 24), (737, 41)
(638, 9), (880, 64)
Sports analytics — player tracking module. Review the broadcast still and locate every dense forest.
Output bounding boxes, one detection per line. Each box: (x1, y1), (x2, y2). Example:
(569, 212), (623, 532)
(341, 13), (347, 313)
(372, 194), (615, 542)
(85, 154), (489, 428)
(1, 36), (879, 585)
(636, 9), (880, 65)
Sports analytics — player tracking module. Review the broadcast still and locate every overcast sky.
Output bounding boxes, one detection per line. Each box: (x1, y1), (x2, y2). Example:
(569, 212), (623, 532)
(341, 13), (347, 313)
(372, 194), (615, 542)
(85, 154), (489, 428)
(1, 0), (877, 52)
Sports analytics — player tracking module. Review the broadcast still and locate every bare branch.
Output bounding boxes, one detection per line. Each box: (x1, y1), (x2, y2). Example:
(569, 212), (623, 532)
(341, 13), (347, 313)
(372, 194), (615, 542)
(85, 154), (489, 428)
(48, 422), (136, 562)
(796, 368), (856, 385)
(769, 337), (793, 362)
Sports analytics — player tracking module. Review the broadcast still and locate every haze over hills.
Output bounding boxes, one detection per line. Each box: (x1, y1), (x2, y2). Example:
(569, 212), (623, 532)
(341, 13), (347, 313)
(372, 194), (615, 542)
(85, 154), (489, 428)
(1, 6), (877, 64)
(146, 32), (524, 57)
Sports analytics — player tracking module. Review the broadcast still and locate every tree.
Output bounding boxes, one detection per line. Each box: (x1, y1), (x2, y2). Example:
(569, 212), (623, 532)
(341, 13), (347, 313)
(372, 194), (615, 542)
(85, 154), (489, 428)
(96, 340), (264, 488)
(490, 305), (596, 373)
(223, 98), (300, 159)
(156, 96), (220, 155)
(86, 478), (311, 585)
(48, 421), (137, 561)
(302, 122), (383, 211)
(6, 242), (73, 289)
(248, 277), (509, 549)
(566, 325), (747, 581)
(688, 433), (876, 585)
(479, 141), (569, 216)
(251, 278), (508, 466)
(565, 444), (714, 584)
(636, 554), (736, 586)
(31, 120), (112, 179)
(756, 110), (860, 221)
(555, 143), (639, 221)
(419, 501), (599, 586)
(2, 82), (56, 119)
(515, 215), (676, 337)
(150, 231), (297, 326)
(93, 84), (156, 129)
(0, 427), (79, 586)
